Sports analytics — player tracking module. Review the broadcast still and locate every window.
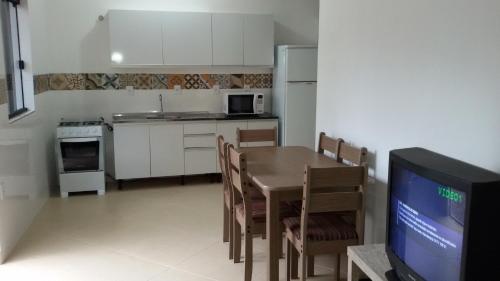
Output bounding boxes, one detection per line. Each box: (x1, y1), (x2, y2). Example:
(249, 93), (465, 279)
(0, 0), (31, 119)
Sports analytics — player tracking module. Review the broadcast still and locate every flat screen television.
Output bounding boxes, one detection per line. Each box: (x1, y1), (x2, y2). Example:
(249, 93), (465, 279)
(386, 148), (500, 281)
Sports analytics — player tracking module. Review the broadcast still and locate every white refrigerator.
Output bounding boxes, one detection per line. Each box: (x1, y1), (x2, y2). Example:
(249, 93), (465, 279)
(273, 45), (318, 149)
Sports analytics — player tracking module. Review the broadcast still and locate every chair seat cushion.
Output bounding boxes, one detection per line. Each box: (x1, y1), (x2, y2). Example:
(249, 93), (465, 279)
(249, 186), (265, 199)
(283, 213), (358, 241)
(235, 200), (296, 222)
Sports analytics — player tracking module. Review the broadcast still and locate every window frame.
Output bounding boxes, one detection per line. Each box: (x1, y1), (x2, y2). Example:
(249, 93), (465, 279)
(1, 0), (34, 121)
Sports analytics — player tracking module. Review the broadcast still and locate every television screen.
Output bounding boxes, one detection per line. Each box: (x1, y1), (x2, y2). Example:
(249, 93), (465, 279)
(388, 164), (466, 281)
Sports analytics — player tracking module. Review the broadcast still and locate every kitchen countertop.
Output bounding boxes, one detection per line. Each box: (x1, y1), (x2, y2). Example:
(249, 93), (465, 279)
(112, 112), (278, 124)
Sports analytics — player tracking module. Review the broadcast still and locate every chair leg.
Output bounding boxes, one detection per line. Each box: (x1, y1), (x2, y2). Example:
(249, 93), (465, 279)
(299, 252), (307, 281)
(223, 203), (229, 243)
(307, 256), (315, 277)
(233, 219), (242, 263)
(279, 234), (284, 258)
(336, 254), (341, 281)
(229, 206), (234, 260)
(286, 240), (292, 281)
(291, 244), (299, 279)
(244, 224), (253, 281)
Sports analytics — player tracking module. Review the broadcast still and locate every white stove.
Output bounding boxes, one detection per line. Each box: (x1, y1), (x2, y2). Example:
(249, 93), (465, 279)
(57, 121), (103, 138)
(56, 119), (106, 198)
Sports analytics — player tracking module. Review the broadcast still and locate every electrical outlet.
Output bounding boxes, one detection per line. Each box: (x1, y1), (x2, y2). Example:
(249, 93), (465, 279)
(126, 86), (134, 96)
(367, 168), (376, 184)
(174, 85), (182, 95)
(213, 84), (220, 94)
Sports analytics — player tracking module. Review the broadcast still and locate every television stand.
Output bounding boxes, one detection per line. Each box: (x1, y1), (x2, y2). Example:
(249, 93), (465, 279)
(347, 244), (392, 281)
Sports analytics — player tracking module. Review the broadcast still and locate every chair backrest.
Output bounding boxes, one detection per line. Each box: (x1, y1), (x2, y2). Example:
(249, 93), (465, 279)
(236, 127), (277, 148)
(227, 144), (252, 214)
(301, 165), (368, 244)
(338, 142), (368, 166)
(317, 132), (344, 158)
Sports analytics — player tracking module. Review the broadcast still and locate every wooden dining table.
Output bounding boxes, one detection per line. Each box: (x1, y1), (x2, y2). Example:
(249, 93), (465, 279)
(239, 146), (347, 281)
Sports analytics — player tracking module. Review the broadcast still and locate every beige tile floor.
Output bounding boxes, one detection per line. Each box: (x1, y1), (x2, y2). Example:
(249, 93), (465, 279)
(0, 178), (346, 281)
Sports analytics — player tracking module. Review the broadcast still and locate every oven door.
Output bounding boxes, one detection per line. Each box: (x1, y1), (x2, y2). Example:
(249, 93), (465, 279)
(227, 94), (256, 115)
(57, 137), (104, 173)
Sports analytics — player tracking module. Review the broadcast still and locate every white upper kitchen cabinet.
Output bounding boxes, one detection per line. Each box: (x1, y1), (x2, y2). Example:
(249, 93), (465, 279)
(243, 14), (274, 66)
(212, 14), (244, 65)
(108, 10), (163, 66)
(162, 12), (213, 65)
(150, 124), (185, 177)
(113, 124), (151, 180)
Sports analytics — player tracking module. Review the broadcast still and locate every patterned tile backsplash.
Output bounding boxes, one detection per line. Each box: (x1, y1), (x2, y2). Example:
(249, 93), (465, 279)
(32, 73), (273, 95)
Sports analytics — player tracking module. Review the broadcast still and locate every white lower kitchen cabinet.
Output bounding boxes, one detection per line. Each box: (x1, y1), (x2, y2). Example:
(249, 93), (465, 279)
(215, 121), (247, 172)
(114, 124), (151, 179)
(113, 119), (278, 180)
(183, 121), (217, 175)
(150, 124), (185, 177)
(246, 120), (279, 147)
(185, 148), (217, 175)
(215, 119), (278, 170)
(216, 121), (248, 146)
(247, 120), (278, 130)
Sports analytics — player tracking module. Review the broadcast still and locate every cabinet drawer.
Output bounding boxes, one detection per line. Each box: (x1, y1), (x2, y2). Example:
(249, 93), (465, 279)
(184, 123), (216, 135)
(184, 135), (216, 148)
(185, 148), (216, 175)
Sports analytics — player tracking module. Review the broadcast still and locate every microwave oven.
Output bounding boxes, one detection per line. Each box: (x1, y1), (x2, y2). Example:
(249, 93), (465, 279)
(223, 93), (265, 115)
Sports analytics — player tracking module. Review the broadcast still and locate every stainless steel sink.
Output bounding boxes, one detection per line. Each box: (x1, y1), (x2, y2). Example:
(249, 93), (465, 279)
(113, 111), (213, 123)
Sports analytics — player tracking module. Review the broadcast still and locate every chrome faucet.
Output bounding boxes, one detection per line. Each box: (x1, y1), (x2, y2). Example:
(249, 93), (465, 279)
(159, 94), (164, 113)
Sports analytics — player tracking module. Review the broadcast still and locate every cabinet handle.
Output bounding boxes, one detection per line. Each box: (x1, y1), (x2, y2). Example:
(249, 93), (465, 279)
(184, 133), (216, 137)
(184, 147), (216, 151)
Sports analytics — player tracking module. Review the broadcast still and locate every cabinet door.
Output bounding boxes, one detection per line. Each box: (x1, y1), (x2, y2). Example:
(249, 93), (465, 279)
(185, 148), (217, 175)
(243, 14), (274, 66)
(108, 10), (163, 66)
(216, 121), (247, 172)
(212, 14), (244, 65)
(216, 121), (248, 146)
(114, 125), (150, 179)
(162, 12), (212, 65)
(247, 120), (279, 147)
(150, 124), (185, 177)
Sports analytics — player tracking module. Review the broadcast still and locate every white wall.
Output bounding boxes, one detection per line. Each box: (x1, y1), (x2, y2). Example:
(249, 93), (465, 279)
(0, 0), (54, 264)
(316, 0), (500, 243)
(0, 94), (55, 264)
(42, 0), (319, 73)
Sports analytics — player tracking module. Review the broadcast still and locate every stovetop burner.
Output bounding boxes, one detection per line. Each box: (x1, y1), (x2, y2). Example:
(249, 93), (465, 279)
(82, 121), (102, 126)
(59, 120), (104, 127)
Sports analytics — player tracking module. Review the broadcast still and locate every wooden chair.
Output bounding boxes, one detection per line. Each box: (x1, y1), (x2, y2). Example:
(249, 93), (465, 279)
(293, 132), (345, 277)
(227, 144), (294, 281)
(236, 127), (278, 148)
(337, 142), (368, 166)
(284, 165), (368, 281)
(317, 132), (344, 157)
(218, 135), (234, 259)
